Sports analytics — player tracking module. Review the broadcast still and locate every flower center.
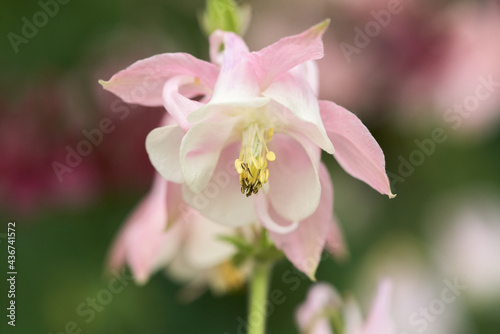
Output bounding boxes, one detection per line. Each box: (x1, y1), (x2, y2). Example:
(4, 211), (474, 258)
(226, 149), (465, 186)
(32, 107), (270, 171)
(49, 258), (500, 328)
(234, 123), (275, 197)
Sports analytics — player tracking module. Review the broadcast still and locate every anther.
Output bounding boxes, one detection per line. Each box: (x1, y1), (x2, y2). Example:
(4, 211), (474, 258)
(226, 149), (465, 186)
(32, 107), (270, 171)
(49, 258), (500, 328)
(235, 124), (276, 197)
(266, 151), (276, 161)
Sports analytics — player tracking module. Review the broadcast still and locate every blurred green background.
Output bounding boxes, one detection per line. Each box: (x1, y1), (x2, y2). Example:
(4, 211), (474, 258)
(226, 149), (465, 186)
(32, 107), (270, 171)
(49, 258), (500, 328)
(1, 0), (500, 333)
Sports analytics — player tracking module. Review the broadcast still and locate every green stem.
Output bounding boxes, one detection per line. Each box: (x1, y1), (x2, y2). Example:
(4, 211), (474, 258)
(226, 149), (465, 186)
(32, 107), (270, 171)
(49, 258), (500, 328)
(248, 262), (271, 334)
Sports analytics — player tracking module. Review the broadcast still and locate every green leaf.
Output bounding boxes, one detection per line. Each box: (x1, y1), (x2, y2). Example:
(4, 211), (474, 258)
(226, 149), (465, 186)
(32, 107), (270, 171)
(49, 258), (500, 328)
(217, 234), (254, 254)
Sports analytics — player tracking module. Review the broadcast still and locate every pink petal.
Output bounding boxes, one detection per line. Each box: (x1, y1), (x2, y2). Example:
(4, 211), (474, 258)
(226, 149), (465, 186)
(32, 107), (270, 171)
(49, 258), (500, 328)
(267, 134), (321, 223)
(162, 75), (209, 131)
(164, 177), (184, 229)
(319, 100), (395, 198)
(146, 124), (185, 183)
(325, 215), (348, 259)
(296, 283), (341, 334)
(106, 175), (166, 275)
(266, 163), (333, 279)
(180, 117), (240, 193)
(210, 31), (262, 105)
(209, 31), (225, 65)
(127, 180), (184, 284)
(250, 20), (330, 89)
(344, 298), (364, 334)
(209, 30), (248, 65)
(99, 53), (218, 106)
(362, 280), (395, 334)
(264, 73), (334, 154)
(182, 142), (258, 227)
(106, 175), (182, 284)
(264, 203), (324, 279)
(107, 221), (128, 274)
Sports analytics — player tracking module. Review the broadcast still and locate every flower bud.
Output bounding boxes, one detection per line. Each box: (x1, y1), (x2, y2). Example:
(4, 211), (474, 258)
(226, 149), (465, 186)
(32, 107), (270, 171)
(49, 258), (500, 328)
(200, 0), (250, 35)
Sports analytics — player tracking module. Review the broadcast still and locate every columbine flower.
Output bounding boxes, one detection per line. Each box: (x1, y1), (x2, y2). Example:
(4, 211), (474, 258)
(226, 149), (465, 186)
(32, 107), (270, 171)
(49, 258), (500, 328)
(357, 236), (470, 334)
(100, 20), (393, 223)
(101, 21), (394, 278)
(107, 173), (248, 295)
(295, 281), (395, 334)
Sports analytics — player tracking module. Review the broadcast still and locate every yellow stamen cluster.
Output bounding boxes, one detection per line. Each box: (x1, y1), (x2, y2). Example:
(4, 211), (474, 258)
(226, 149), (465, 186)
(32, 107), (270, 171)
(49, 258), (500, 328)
(218, 261), (245, 291)
(235, 124), (275, 197)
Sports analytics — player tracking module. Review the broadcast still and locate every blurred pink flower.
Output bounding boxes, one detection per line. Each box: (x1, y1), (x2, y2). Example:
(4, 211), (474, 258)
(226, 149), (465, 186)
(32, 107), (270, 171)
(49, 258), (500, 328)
(1, 65), (165, 216)
(326, 0), (451, 116)
(357, 236), (470, 334)
(295, 281), (395, 334)
(431, 2), (500, 137)
(438, 212), (500, 303)
(107, 173), (248, 295)
(0, 83), (99, 215)
(296, 283), (343, 334)
(429, 191), (500, 306)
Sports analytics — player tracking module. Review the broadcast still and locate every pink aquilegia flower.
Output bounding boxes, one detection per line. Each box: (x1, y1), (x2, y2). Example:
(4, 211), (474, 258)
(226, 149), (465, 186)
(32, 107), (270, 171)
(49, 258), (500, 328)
(296, 281), (395, 334)
(107, 173), (249, 295)
(100, 20), (394, 278)
(356, 236), (470, 334)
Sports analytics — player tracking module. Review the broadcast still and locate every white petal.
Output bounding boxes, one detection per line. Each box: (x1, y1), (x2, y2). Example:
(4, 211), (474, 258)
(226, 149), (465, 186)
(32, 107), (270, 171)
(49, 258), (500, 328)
(146, 125), (185, 183)
(267, 134), (321, 222)
(180, 118), (239, 193)
(291, 60), (320, 97)
(183, 213), (237, 270)
(254, 194), (300, 234)
(162, 75), (207, 131)
(264, 74), (334, 154)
